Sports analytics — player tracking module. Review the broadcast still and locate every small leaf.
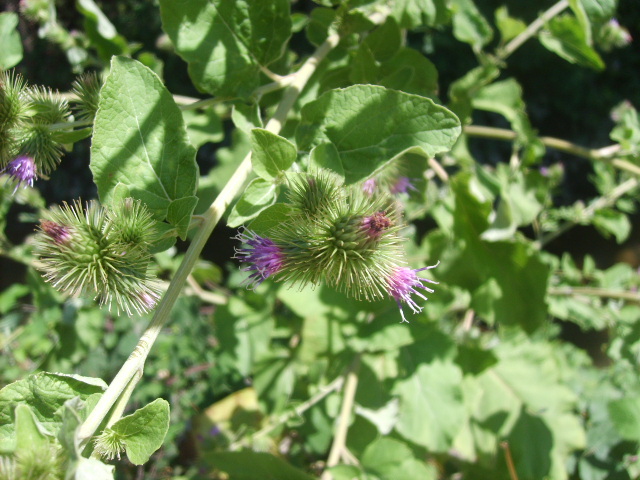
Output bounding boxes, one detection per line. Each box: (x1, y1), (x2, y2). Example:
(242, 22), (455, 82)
(593, 208), (632, 243)
(74, 457), (115, 480)
(250, 129), (297, 180)
(91, 56), (199, 239)
(296, 85), (461, 184)
(308, 142), (344, 179)
(227, 178), (277, 227)
(0, 12), (23, 69)
(110, 398), (170, 465)
(451, 0), (493, 51)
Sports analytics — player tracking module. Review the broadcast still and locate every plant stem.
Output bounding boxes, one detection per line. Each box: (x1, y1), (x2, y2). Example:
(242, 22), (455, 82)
(498, 0), (570, 60)
(548, 286), (640, 303)
(463, 125), (640, 176)
(231, 376), (345, 449)
(535, 177), (639, 248)
(76, 25), (349, 447)
(320, 355), (361, 480)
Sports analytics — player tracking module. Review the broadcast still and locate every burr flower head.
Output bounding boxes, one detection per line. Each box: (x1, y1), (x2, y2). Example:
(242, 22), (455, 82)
(2, 155), (37, 193)
(33, 198), (161, 316)
(386, 262), (439, 323)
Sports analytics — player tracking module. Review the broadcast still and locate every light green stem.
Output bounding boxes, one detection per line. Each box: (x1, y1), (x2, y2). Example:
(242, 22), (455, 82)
(498, 0), (570, 60)
(77, 25), (345, 446)
(320, 355), (361, 480)
(548, 286), (640, 303)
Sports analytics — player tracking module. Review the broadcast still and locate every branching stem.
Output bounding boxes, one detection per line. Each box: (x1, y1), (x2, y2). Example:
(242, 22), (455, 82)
(76, 20), (358, 447)
(498, 0), (570, 60)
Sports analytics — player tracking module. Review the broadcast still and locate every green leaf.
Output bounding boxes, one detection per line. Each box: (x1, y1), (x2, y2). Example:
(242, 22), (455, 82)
(0, 284), (30, 314)
(0, 12), (23, 69)
(91, 56), (199, 239)
(14, 404), (50, 452)
(539, 14), (605, 70)
(392, 360), (465, 452)
(159, 0), (291, 97)
(182, 108), (224, 148)
(308, 142), (344, 179)
(361, 437), (437, 479)
(296, 85), (461, 184)
(205, 451), (316, 480)
(362, 17), (402, 62)
(110, 398), (170, 465)
(227, 177), (277, 227)
(76, 0), (128, 62)
(248, 203), (294, 236)
(0, 372), (106, 441)
(609, 397), (640, 441)
(378, 48), (439, 97)
(390, 0), (450, 29)
(495, 6), (527, 44)
(592, 208), (632, 243)
(250, 129), (297, 180)
(451, 0), (493, 51)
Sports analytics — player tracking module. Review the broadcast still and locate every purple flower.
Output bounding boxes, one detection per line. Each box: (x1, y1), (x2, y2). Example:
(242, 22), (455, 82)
(234, 228), (284, 289)
(2, 156), (37, 193)
(362, 178), (376, 195)
(390, 176), (416, 195)
(361, 211), (392, 240)
(40, 219), (71, 244)
(386, 262), (439, 323)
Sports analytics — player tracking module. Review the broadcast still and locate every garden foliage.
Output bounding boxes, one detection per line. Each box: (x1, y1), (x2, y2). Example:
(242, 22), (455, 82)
(0, 0), (639, 479)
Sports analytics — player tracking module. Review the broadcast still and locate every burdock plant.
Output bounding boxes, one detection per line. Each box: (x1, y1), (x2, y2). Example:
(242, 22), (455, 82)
(33, 198), (161, 316)
(234, 169), (439, 321)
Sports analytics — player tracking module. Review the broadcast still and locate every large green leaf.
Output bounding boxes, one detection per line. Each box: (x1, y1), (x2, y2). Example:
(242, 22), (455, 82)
(392, 360), (466, 452)
(159, 0), (291, 97)
(296, 85), (461, 184)
(90, 56), (199, 239)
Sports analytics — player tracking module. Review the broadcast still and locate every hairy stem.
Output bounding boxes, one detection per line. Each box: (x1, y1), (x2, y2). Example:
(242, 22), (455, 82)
(321, 355), (361, 480)
(498, 0), (570, 60)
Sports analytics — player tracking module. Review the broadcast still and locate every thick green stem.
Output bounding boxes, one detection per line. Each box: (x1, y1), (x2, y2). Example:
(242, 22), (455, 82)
(76, 24), (347, 447)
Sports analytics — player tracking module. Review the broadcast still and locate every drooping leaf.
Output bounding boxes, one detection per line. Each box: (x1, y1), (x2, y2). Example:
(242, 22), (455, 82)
(538, 14), (605, 70)
(159, 0), (291, 97)
(296, 85), (461, 184)
(110, 398), (170, 465)
(451, 0), (493, 51)
(90, 56), (199, 239)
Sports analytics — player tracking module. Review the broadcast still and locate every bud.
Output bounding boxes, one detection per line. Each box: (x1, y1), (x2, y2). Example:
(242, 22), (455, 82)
(287, 170), (343, 217)
(94, 428), (125, 461)
(1, 155), (37, 193)
(71, 72), (101, 123)
(386, 262), (439, 323)
(33, 199), (161, 316)
(390, 176), (416, 195)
